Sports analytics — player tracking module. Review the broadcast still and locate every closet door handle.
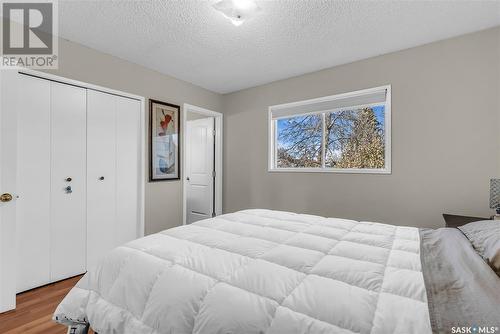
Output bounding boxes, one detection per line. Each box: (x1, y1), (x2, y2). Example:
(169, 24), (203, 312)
(0, 193), (13, 202)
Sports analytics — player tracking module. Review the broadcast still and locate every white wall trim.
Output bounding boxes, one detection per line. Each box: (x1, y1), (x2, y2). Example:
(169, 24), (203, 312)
(268, 85), (391, 174)
(182, 104), (223, 225)
(15, 68), (146, 237)
(138, 98), (146, 238)
(18, 68), (145, 102)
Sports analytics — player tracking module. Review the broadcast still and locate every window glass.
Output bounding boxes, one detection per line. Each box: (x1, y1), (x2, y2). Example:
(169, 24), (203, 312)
(277, 114), (322, 168)
(325, 106), (385, 169)
(270, 86), (390, 173)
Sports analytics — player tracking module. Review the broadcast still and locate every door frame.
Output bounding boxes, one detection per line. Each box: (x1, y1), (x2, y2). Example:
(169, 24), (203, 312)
(182, 104), (223, 225)
(0, 68), (146, 312)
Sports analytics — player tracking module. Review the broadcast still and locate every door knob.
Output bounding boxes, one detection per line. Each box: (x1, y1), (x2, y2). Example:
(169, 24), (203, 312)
(99, 176), (105, 181)
(186, 177), (190, 181)
(0, 193), (13, 202)
(65, 186), (72, 194)
(65, 177), (72, 182)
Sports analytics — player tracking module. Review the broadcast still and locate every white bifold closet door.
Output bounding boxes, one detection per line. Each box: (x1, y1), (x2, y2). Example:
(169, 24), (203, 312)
(86, 90), (140, 269)
(16, 75), (51, 292)
(16, 76), (86, 292)
(50, 82), (87, 282)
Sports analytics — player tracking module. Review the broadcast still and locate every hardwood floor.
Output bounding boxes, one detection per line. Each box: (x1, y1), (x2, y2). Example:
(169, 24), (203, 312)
(0, 275), (87, 334)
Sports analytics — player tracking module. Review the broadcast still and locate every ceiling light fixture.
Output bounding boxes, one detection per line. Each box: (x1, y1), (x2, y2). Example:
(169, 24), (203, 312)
(213, 0), (261, 26)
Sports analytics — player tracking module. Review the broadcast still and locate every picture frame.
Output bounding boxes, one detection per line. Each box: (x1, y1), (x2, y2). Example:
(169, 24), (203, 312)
(149, 99), (180, 181)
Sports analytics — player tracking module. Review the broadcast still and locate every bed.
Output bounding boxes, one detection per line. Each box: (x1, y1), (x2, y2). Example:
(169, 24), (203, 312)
(54, 209), (500, 334)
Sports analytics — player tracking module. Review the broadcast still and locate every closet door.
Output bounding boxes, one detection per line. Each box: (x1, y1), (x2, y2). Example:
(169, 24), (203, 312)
(87, 91), (141, 269)
(87, 90), (117, 269)
(16, 75), (51, 292)
(50, 82), (87, 281)
(115, 97), (141, 245)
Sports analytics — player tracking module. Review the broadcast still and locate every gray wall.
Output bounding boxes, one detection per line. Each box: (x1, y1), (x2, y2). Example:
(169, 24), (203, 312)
(222, 27), (500, 228)
(46, 38), (222, 234)
(187, 111), (213, 121)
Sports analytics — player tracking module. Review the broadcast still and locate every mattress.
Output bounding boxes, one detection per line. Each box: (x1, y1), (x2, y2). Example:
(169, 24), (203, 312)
(54, 209), (432, 333)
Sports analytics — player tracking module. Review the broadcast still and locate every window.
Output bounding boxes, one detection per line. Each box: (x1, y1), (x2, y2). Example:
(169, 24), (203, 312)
(269, 86), (391, 173)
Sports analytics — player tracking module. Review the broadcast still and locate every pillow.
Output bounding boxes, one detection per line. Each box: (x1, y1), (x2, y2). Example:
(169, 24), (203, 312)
(458, 220), (500, 275)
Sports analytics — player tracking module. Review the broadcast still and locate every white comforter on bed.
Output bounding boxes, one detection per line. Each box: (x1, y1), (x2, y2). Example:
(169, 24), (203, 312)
(54, 209), (432, 334)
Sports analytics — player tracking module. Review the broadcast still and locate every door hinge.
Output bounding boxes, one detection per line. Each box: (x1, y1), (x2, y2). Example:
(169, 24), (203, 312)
(213, 170), (216, 178)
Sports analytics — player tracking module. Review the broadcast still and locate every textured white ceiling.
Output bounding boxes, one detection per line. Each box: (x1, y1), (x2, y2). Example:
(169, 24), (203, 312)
(59, 0), (500, 94)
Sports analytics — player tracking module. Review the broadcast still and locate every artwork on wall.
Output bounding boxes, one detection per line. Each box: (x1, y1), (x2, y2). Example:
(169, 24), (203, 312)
(149, 99), (180, 181)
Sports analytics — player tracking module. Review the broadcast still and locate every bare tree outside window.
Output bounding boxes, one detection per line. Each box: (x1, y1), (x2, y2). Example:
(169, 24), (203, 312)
(276, 106), (385, 169)
(277, 114), (322, 167)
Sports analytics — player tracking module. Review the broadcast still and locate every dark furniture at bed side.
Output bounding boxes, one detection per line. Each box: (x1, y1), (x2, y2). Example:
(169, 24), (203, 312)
(442, 214), (490, 228)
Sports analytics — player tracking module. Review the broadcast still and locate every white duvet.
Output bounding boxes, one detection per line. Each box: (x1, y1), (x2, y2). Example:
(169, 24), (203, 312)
(54, 209), (432, 334)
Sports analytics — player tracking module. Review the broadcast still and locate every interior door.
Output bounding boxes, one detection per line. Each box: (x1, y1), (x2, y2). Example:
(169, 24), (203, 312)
(86, 90), (117, 270)
(115, 97), (141, 245)
(15, 74), (51, 293)
(186, 117), (215, 224)
(49, 82), (87, 282)
(0, 70), (19, 312)
(87, 90), (141, 269)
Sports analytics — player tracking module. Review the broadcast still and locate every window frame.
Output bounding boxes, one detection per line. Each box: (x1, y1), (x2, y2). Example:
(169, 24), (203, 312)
(268, 85), (391, 174)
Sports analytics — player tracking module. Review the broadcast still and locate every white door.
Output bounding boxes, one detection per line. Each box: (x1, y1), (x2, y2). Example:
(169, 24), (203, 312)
(115, 97), (141, 245)
(16, 75), (51, 293)
(186, 117), (215, 224)
(15, 78), (87, 292)
(87, 90), (141, 269)
(49, 82), (87, 282)
(0, 71), (143, 312)
(87, 90), (117, 270)
(0, 70), (20, 312)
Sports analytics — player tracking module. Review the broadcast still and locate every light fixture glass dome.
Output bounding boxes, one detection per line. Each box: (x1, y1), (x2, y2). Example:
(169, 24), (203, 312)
(213, 0), (261, 26)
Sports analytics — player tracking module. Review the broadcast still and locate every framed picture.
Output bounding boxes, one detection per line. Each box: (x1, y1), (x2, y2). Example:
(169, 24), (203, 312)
(149, 99), (180, 181)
